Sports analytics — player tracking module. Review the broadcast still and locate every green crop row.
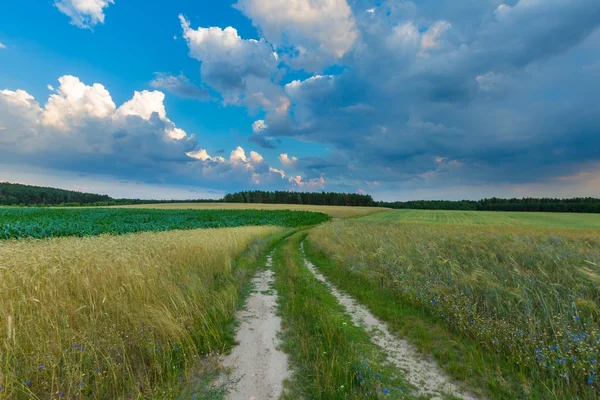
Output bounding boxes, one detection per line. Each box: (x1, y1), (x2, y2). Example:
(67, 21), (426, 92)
(0, 208), (330, 240)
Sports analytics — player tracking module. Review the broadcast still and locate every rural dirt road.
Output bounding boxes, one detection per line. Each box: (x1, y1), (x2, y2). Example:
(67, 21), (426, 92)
(300, 241), (478, 400)
(220, 254), (290, 400)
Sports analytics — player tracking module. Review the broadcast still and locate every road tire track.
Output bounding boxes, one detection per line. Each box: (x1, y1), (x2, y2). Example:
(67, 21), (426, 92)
(300, 241), (479, 400)
(220, 253), (290, 400)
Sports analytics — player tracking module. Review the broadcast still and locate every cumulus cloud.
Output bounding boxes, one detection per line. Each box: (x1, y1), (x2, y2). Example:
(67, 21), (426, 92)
(179, 14), (290, 114)
(150, 73), (210, 100)
(252, 119), (267, 133)
(0, 43), (6, 49)
(234, 0), (600, 196)
(279, 153), (297, 167)
(54, 0), (114, 29)
(234, 0), (358, 70)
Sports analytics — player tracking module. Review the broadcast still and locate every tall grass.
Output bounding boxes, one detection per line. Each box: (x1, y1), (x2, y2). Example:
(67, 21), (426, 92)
(0, 226), (282, 398)
(309, 220), (600, 398)
(272, 233), (408, 399)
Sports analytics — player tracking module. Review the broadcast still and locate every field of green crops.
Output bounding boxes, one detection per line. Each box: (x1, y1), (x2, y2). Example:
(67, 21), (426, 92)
(0, 208), (329, 240)
(360, 209), (600, 228)
(308, 218), (600, 398)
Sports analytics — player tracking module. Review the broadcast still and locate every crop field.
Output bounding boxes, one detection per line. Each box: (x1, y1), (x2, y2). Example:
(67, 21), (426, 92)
(307, 219), (600, 398)
(114, 202), (389, 219)
(360, 209), (600, 228)
(0, 226), (284, 398)
(0, 207), (329, 239)
(3, 203), (600, 399)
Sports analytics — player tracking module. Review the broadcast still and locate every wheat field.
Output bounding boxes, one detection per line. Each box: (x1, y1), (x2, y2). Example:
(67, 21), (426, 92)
(0, 226), (282, 398)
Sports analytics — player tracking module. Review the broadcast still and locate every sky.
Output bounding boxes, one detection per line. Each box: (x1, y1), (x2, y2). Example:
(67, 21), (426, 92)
(0, 0), (599, 201)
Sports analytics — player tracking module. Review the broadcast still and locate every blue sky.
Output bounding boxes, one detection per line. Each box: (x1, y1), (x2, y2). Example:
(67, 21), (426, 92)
(0, 0), (599, 200)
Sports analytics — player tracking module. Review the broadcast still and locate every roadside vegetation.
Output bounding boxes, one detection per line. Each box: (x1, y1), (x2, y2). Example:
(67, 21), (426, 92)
(0, 226), (285, 398)
(308, 218), (600, 398)
(0, 208), (329, 240)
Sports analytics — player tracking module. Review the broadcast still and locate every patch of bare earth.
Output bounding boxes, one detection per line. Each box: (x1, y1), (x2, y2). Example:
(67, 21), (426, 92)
(220, 254), (290, 400)
(301, 242), (479, 400)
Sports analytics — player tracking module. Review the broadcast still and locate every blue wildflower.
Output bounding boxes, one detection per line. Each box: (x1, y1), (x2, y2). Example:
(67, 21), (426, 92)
(589, 376), (595, 385)
(593, 359), (598, 364)
(25, 381), (31, 386)
(383, 388), (390, 394)
(72, 344), (79, 348)
(38, 365), (45, 370)
(79, 381), (84, 387)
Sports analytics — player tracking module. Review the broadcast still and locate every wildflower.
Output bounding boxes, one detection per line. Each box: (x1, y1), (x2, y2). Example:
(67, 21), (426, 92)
(576, 316), (581, 322)
(376, 373), (381, 378)
(25, 381), (31, 386)
(38, 365), (45, 370)
(95, 368), (101, 373)
(0, 386), (3, 391)
(593, 359), (598, 364)
(79, 381), (84, 387)
(383, 388), (390, 394)
(72, 344), (79, 349)
(589, 375), (595, 385)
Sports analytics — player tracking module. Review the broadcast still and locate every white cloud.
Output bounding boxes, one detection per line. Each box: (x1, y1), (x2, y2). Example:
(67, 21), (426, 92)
(0, 75), (192, 164)
(289, 175), (326, 188)
(42, 75), (116, 129)
(279, 153), (298, 167)
(0, 43), (6, 49)
(54, 0), (114, 29)
(269, 167), (286, 179)
(252, 119), (267, 133)
(115, 90), (166, 120)
(250, 150), (264, 164)
(235, 0), (358, 70)
(47, 85), (55, 91)
(180, 15), (289, 114)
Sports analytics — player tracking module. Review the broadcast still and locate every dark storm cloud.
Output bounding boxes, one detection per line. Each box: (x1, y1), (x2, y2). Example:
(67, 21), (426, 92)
(257, 0), (600, 193)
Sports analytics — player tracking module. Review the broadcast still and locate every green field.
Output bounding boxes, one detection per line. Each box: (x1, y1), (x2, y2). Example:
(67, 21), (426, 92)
(360, 209), (600, 228)
(0, 207), (329, 240)
(308, 218), (600, 398)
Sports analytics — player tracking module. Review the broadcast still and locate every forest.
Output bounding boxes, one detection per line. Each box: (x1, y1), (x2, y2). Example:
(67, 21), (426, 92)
(223, 190), (375, 206)
(378, 197), (600, 213)
(2, 182), (600, 212)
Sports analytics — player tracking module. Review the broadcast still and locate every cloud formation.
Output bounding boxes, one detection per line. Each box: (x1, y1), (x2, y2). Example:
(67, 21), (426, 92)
(54, 0), (114, 29)
(150, 73), (210, 100)
(0, 76), (305, 191)
(234, 0), (358, 70)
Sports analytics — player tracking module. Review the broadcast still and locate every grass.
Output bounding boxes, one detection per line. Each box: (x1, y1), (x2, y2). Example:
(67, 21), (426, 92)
(308, 220), (600, 399)
(272, 232), (411, 399)
(114, 202), (389, 219)
(0, 226), (286, 399)
(360, 209), (600, 229)
(0, 208), (329, 239)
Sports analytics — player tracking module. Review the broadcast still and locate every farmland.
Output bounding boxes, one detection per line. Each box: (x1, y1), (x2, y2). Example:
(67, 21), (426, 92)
(307, 217), (600, 398)
(0, 226), (285, 398)
(360, 209), (600, 228)
(0, 207), (329, 240)
(2, 203), (600, 399)
(114, 202), (389, 219)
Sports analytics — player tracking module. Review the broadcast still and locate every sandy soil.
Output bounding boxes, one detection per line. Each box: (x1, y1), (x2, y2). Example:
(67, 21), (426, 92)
(301, 242), (479, 400)
(220, 254), (290, 400)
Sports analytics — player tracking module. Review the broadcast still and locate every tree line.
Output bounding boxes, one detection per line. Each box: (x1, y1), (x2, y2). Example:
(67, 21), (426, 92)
(223, 190), (375, 207)
(377, 198), (600, 213)
(2, 182), (600, 213)
(0, 182), (219, 206)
